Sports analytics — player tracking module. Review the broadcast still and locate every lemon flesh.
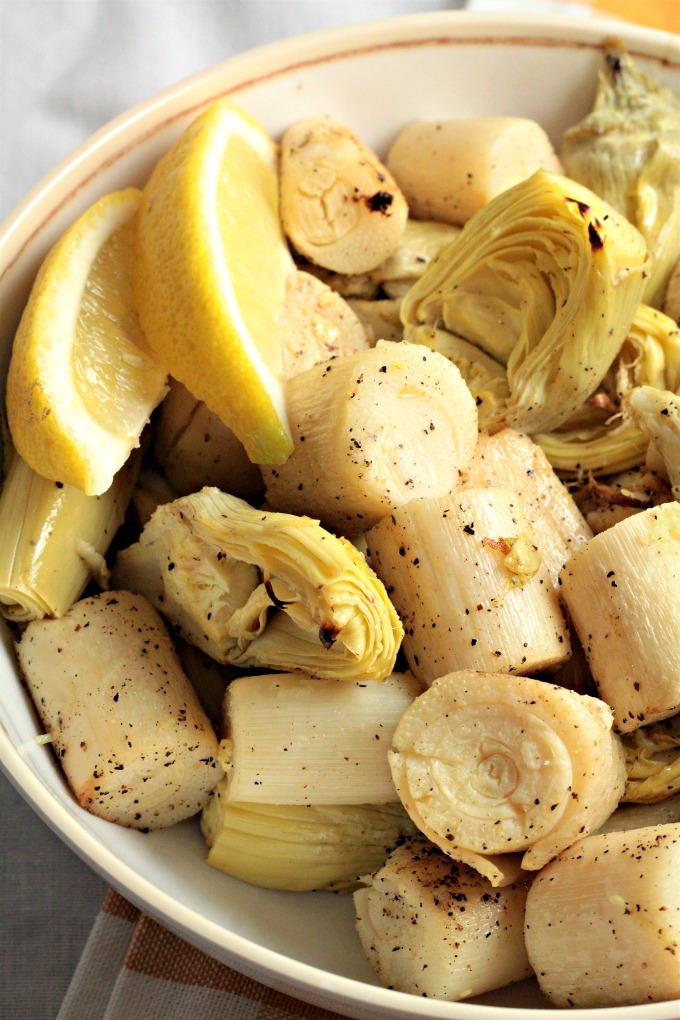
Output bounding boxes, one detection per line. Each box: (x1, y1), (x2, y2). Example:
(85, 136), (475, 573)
(6, 188), (168, 495)
(134, 98), (294, 466)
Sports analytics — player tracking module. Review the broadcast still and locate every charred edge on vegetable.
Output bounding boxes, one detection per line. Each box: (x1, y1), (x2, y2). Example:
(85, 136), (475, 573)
(319, 621), (341, 649)
(588, 222), (604, 250)
(365, 191), (394, 214)
(264, 576), (293, 610)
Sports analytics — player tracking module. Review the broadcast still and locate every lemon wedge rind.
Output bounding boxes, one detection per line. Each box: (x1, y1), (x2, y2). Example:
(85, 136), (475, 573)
(6, 188), (168, 496)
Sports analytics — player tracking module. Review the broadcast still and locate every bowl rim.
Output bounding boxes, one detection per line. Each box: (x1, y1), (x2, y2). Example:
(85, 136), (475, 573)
(2, 8), (679, 278)
(2, 10), (680, 1020)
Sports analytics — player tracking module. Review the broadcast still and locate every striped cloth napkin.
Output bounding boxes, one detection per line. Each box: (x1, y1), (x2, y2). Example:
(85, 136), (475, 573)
(57, 889), (341, 1020)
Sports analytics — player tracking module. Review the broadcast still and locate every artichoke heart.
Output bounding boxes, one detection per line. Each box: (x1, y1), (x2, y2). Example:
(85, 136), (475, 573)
(112, 488), (402, 682)
(0, 444), (140, 623)
(201, 787), (415, 892)
(561, 39), (680, 309)
(401, 169), (648, 435)
(535, 304), (680, 475)
(621, 715), (680, 804)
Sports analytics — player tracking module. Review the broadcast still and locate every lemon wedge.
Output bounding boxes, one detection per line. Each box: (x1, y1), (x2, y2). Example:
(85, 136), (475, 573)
(133, 98), (295, 466)
(6, 188), (168, 496)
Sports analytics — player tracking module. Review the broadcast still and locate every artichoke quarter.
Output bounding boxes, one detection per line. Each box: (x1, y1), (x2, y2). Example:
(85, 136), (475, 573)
(535, 303), (680, 475)
(561, 39), (680, 309)
(111, 488), (402, 683)
(401, 169), (648, 435)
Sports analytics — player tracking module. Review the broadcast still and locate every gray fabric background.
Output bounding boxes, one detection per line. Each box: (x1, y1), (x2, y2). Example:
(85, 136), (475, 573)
(0, 3), (461, 1017)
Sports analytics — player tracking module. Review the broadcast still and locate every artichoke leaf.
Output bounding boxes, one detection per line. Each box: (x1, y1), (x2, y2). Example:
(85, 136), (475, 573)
(535, 304), (680, 475)
(201, 788), (416, 892)
(346, 297), (404, 344)
(112, 488), (402, 682)
(621, 715), (680, 803)
(401, 170), (648, 435)
(0, 445), (141, 623)
(561, 39), (680, 309)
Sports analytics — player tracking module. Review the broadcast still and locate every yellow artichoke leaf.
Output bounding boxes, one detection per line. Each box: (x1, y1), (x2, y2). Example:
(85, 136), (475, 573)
(635, 139), (680, 305)
(534, 304), (680, 475)
(622, 715), (680, 803)
(561, 39), (680, 309)
(233, 539), (401, 681)
(536, 422), (647, 476)
(111, 498), (261, 660)
(202, 790), (416, 891)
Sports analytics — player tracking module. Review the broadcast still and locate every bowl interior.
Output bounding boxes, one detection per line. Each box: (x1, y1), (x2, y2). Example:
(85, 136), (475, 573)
(1, 12), (680, 1020)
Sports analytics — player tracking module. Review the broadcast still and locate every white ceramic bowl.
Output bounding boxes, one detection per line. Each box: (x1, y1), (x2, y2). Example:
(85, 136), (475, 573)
(2, 11), (680, 1020)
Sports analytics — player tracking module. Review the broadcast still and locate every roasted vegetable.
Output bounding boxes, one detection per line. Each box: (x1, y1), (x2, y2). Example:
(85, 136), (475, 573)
(408, 325), (510, 430)
(346, 297), (403, 344)
(525, 824), (680, 1008)
(387, 116), (562, 225)
(278, 269), (370, 374)
(301, 217), (461, 302)
(401, 170), (649, 435)
(366, 487), (571, 684)
(279, 116), (408, 274)
(16, 590), (222, 830)
(462, 428), (592, 586)
(570, 465), (671, 535)
(202, 795), (415, 892)
(221, 671), (421, 804)
(388, 670), (625, 883)
(112, 488), (402, 682)
(370, 218), (463, 297)
(535, 304), (680, 475)
(664, 252), (680, 323)
(354, 837), (532, 1000)
(262, 341), (478, 535)
(560, 502), (680, 733)
(153, 380), (265, 502)
(0, 444), (139, 622)
(621, 715), (680, 803)
(561, 38), (680, 308)
(627, 385), (680, 500)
